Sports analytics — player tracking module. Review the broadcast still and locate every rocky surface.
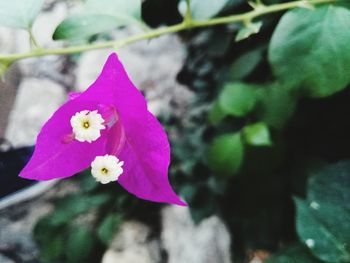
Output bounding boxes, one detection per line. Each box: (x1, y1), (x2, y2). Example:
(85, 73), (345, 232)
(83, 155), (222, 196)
(161, 206), (232, 263)
(102, 206), (232, 263)
(5, 78), (66, 147)
(102, 221), (161, 263)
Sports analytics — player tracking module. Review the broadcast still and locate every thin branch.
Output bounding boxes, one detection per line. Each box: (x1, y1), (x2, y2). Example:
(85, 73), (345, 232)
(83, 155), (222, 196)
(0, 0), (338, 65)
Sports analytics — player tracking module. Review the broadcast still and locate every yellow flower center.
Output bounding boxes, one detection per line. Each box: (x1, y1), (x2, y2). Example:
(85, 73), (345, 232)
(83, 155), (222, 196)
(83, 121), (90, 129)
(101, 167), (109, 174)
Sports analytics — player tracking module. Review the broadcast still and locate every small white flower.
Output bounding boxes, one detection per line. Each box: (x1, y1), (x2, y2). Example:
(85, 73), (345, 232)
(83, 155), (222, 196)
(91, 154), (124, 184)
(305, 239), (315, 248)
(70, 110), (105, 142)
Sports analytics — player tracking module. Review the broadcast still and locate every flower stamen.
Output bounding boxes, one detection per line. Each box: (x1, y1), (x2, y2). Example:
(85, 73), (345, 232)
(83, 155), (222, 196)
(91, 155), (124, 184)
(70, 110), (105, 143)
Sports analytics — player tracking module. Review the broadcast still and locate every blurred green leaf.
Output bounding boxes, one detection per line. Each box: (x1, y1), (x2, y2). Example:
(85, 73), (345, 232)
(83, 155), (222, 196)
(180, 184), (199, 203)
(178, 0), (229, 19)
(66, 227), (95, 263)
(79, 171), (99, 192)
(267, 243), (323, 263)
(53, 0), (141, 40)
(50, 193), (111, 225)
(53, 14), (121, 40)
(269, 6), (350, 97)
(40, 235), (65, 262)
(235, 21), (263, 42)
(243, 122), (272, 146)
(208, 101), (225, 124)
(228, 48), (264, 81)
(0, 0), (44, 29)
(308, 161), (350, 210)
(34, 216), (66, 262)
(97, 214), (123, 244)
(257, 84), (296, 129)
(84, 0), (140, 19)
(208, 133), (244, 177)
(219, 83), (258, 117)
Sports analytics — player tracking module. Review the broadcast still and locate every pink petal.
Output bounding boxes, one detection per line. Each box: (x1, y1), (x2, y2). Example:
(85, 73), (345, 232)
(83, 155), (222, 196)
(81, 53), (185, 205)
(19, 100), (109, 180)
(118, 112), (186, 206)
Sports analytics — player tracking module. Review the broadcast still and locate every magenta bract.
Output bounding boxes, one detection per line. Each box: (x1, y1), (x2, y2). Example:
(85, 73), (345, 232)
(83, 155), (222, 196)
(19, 53), (186, 206)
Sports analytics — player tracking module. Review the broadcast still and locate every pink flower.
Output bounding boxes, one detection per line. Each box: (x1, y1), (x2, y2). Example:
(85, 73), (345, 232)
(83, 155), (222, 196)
(19, 53), (186, 206)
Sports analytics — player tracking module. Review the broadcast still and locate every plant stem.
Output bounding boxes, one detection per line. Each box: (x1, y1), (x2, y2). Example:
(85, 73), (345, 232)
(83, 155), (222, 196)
(184, 0), (193, 25)
(0, 0), (338, 63)
(28, 28), (40, 49)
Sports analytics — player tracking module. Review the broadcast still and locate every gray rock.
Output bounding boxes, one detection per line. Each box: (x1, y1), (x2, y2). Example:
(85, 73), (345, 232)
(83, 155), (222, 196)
(102, 221), (161, 263)
(161, 206), (232, 263)
(5, 78), (66, 147)
(118, 31), (192, 116)
(0, 25), (29, 54)
(32, 2), (69, 48)
(0, 254), (15, 263)
(75, 49), (114, 92)
(0, 180), (79, 263)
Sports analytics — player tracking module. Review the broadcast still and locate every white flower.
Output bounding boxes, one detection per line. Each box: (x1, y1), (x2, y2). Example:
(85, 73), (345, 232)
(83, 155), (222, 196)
(70, 110), (105, 142)
(91, 154), (124, 184)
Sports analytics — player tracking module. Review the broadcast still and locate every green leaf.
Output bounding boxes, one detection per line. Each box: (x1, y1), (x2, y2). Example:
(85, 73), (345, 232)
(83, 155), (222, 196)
(50, 193), (111, 225)
(269, 6), (350, 97)
(53, 0), (141, 40)
(243, 122), (272, 146)
(65, 227), (95, 263)
(228, 48), (264, 81)
(0, 0), (44, 29)
(267, 243), (323, 263)
(97, 214), (123, 244)
(294, 161), (350, 262)
(308, 161), (350, 210)
(178, 0), (229, 19)
(84, 0), (140, 19)
(180, 184), (199, 203)
(79, 171), (99, 192)
(257, 83), (297, 129)
(294, 198), (350, 263)
(235, 21), (263, 42)
(53, 14), (121, 40)
(218, 83), (258, 117)
(34, 216), (66, 262)
(208, 101), (226, 124)
(208, 133), (244, 177)
(40, 235), (65, 262)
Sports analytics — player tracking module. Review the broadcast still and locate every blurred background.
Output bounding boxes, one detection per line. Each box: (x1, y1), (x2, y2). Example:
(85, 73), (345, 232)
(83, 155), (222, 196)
(0, 0), (349, 263)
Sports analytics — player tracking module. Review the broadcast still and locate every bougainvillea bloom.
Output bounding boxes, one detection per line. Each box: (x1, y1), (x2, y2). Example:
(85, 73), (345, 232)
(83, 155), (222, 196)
(19, 53), (186, 206)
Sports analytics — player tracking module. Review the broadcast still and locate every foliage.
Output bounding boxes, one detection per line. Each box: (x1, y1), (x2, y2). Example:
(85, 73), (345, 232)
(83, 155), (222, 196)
(33, 172), (161, 262)
(294, 161), (350, 263)
(53, 0), (142, 40)
(0, 0), (349, 262)
(269, 5), (350, 97)
(0, 0), (44, 29)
